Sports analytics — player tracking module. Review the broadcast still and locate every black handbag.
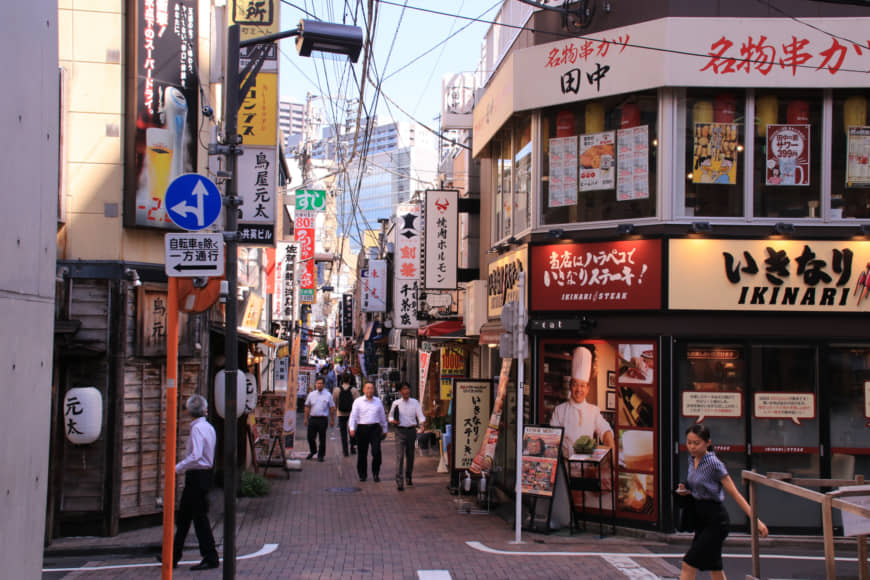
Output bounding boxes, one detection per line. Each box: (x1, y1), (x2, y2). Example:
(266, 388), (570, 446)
(674, 491), (696, 532)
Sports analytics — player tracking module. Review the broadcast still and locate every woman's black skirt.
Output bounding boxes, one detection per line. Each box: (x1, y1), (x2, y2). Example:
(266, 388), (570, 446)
(683, 499), (730, 571)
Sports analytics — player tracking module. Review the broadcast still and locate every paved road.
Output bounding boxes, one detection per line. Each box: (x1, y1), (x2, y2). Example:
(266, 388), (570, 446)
(43, 427), (866, 579)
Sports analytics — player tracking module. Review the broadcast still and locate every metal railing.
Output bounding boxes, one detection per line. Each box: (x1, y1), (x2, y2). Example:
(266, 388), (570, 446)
(742, 470), (870, 580)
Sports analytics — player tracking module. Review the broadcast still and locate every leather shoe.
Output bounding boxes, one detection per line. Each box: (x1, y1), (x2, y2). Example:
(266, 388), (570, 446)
(397, 483), (404, 491)
(406, 478), (413, 486)
(373, 475), (380, 482)
(359, 476), (367, 482)
(317, 457), (324, 462)
(306, 453), (315, 460)
(191, 559), (219, 571)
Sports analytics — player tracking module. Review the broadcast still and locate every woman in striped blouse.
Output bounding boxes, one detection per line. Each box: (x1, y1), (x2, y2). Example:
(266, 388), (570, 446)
(677, 425), (768, 579)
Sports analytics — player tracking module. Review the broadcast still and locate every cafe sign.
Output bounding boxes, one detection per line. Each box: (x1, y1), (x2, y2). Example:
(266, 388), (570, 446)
(670, 239), (870, 312)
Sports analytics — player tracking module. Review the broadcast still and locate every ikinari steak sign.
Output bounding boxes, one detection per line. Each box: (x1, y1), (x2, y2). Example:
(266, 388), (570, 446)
(530, 240), (662, 311)
(669, 239), (870, 312)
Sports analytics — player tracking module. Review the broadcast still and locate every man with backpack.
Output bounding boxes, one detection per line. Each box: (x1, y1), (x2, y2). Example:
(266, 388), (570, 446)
(333, 374), (359, 456)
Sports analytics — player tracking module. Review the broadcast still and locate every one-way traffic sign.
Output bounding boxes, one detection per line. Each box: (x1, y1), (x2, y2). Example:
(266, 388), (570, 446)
(165, 233), (225, 278)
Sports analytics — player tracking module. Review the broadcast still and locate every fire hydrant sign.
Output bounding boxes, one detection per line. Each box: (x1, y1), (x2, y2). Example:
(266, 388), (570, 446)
(164, 233), (225, 277)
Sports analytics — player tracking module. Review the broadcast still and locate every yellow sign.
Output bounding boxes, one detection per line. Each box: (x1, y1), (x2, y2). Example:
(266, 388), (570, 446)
(239, 73), (278, 147)
(230, 0), (279, 40)
(669, 239), (870, 312)
(242, 292), (265, 328)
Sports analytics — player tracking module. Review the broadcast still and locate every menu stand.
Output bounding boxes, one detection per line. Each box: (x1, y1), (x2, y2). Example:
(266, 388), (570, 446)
(567, 448), (615, 536)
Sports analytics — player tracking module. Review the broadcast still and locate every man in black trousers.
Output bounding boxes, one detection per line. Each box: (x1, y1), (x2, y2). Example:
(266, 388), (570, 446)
(348, 381), (388, 482)
(171, 394), (219, 570)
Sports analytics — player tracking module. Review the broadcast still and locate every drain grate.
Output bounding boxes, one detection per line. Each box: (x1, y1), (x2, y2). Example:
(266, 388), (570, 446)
(325, 487), (362, 494)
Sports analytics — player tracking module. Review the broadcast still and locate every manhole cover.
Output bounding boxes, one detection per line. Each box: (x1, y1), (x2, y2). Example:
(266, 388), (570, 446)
(325, 487), (362, 494)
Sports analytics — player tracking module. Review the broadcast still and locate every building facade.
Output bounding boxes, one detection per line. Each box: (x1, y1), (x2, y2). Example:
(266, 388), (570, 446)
(471, 0), (870, 533)
(1, 0), (58, 576)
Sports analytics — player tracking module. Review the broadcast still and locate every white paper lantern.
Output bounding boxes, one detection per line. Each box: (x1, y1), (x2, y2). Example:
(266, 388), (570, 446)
(243, 372), (258, 414)
(63, 387), (102, 444)
(214, 370), (247, 418)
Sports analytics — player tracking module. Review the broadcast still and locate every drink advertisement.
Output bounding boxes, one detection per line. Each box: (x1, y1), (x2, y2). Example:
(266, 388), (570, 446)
(540, 338), (658, 521)
(766, 124), (810, 186)
(125, 0), (200, 228)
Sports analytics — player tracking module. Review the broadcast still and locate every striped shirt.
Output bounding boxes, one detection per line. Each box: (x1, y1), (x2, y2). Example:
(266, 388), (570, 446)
(687, 452), (728, 502)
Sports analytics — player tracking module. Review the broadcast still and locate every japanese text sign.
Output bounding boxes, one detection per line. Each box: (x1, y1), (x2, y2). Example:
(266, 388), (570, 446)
(682, 392), (743, 423)
(230, 0), (279, 41)
(295, 189), (326, 211)
(395, 203), (422, 280)
(530, 240), (662, 311)
(669, 239), (870, 312)
(753, 392), (816, 425)
(237, 147), (276, 225)
(453, 380), (492, 470)
(238, 72), (277, 147)
(425, 190), (458, 290)
(295, 211), (315, 303)
(766, 125), (810, 186)
(272, 242), (298, 322)
(361, 260), (387, 312)
(487, 247), (528, 318)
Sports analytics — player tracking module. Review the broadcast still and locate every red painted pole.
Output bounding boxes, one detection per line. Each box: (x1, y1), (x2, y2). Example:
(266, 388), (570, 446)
(161, 277), (179, 579)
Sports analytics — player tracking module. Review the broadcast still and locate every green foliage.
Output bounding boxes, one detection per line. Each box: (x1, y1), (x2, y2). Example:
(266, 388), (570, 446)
(240, 471), (271, 497)
(314, 339), (329, 359)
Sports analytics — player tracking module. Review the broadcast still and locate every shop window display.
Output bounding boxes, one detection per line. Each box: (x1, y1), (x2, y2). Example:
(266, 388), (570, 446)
(540, 338), (658, 522)
(831, 90), (870, 219)
(541, 91), (657, 226)
(683, 90), (746, 217)
(753, 90), (822, 218)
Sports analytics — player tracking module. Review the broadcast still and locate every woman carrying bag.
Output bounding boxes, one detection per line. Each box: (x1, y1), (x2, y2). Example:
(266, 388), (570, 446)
(677, 424), (769, 580)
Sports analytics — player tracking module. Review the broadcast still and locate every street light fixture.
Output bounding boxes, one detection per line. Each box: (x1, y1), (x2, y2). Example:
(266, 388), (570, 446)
(219, 21), (362, 580)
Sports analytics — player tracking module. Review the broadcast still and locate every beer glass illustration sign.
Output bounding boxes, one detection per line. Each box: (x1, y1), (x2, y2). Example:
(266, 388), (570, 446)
(766, 124), (810, 186)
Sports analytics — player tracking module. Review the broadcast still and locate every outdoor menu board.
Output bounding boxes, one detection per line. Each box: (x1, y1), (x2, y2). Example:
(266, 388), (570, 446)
(253, 393), (287, 466)
(453, 380), (492, 470)
(521, 425), (563, 497)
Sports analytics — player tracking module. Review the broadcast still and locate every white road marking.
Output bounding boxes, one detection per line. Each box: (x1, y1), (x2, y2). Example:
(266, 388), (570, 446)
(603, 555), (661, 579)
(417, 570), (453, 580)
(465, 541), (859, 562)
(42, 542), (279, 572)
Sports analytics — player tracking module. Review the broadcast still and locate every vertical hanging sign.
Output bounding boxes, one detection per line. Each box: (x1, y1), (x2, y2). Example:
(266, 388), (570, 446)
(424, 190), (458, 290)
(295, 190), (325, 305)
(394, 203), (421, 329)
(272, 242), (298, 321)
(361, 259), (387, 312)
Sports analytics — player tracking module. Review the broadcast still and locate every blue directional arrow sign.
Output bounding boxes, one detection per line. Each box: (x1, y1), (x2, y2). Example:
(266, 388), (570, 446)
(165, 174), (222, 231)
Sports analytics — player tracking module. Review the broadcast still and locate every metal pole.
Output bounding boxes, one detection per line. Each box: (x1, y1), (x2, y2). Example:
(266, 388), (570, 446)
(161, 277), (179, 579)
(222, 23), (241, 580)
(513, 273), (525, 544)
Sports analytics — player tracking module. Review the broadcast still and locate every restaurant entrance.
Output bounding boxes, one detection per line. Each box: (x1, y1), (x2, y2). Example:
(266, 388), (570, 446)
(675, 340), (870, 533)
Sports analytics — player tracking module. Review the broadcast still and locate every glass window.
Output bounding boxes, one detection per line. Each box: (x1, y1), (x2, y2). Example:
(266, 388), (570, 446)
(513, 115), (532, 233)
(676, 343), (748, 527)
(826, 345), (870, 485)
(541, 91), (658, 225)
(683, 90), (746, 217)
(753, 90), (822, 218)
(831, 91), (870, 219)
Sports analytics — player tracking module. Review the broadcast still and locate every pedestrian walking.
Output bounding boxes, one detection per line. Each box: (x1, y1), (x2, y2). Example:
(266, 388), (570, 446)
(333, 375), (360, 456)
(677, 424), (768, 580)
(388, 381), (425, 491)
(169, 394), (220, 571)
(348, 381), (387, 482)
(304, 377), (335, 461)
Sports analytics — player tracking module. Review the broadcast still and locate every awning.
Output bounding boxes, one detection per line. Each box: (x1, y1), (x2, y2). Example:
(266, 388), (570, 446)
(478, 320), (505, 346)
(246, 329), (290, 358)
(211, 325), (266, 344)
(419, 318), (465, 338)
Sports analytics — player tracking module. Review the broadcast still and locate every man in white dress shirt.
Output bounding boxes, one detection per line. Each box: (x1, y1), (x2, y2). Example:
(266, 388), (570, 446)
(550, 346), (614, 460)
(172, 394), (219, 571)
(348, 381), (388, 482)
(304, 377), (335, 461)
(388, 382), (426, 491)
